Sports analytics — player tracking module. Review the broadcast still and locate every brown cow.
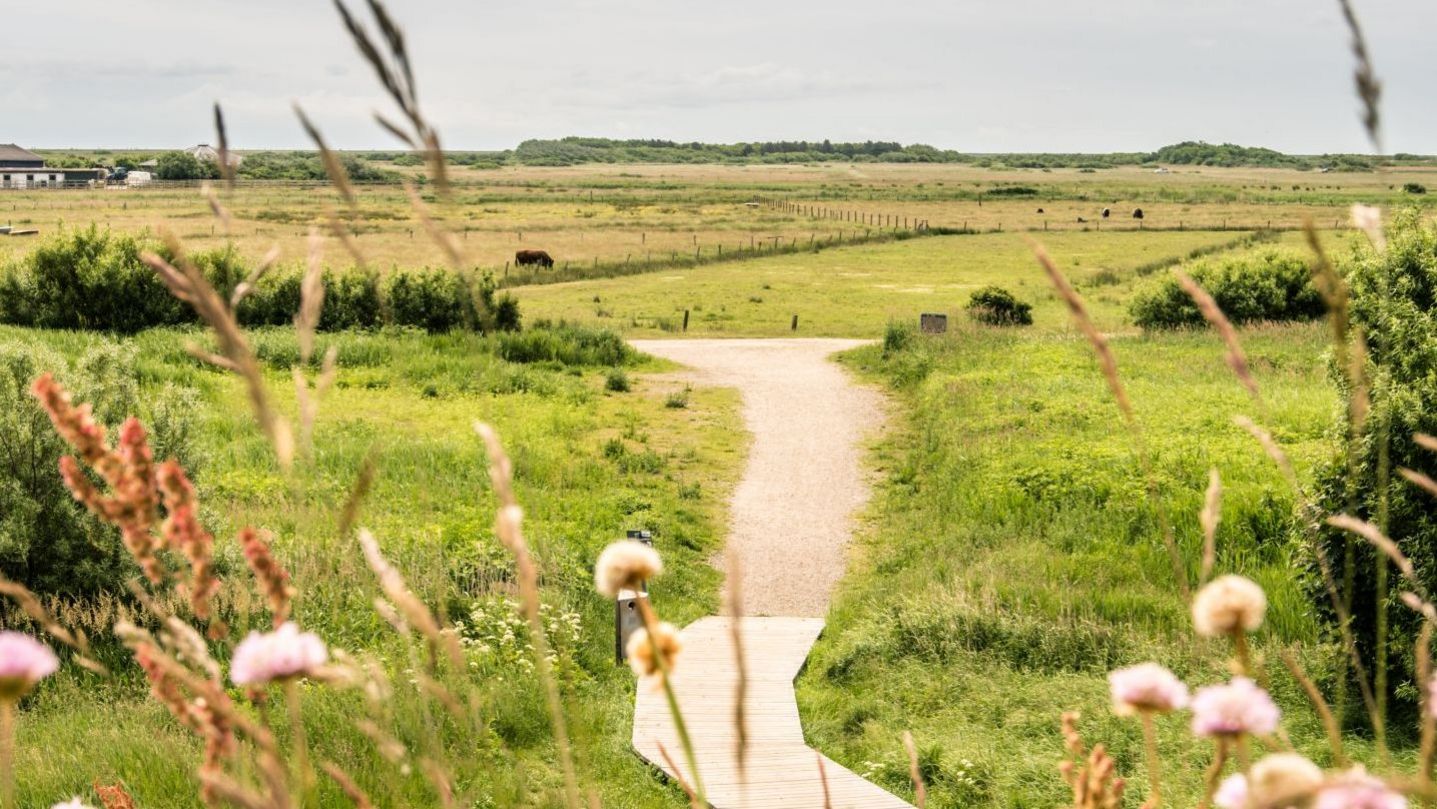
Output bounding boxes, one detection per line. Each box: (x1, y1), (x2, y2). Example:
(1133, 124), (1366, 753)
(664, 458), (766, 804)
(515, 249), (555, 268)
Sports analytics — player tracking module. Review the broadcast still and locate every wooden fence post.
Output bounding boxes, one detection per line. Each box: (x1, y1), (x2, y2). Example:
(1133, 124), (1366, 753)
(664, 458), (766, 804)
(791, 314), (798, 331)
(683, 310), (690, 331)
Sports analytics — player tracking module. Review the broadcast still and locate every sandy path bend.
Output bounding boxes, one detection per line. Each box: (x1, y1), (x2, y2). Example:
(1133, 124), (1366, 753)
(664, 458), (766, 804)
(631, 339), (883, 617)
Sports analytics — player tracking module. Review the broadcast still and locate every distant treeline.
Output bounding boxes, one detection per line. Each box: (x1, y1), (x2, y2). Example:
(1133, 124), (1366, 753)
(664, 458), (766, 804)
(38, 139), (1433, 175)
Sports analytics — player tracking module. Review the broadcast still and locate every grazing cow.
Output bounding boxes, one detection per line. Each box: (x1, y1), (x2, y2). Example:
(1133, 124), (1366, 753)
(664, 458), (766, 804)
(1101, 207), (1111, 218)
(1036, 207), (1045, 214)
(1076, 216), (1087, 223)
(515, 249), (555, 268)
(1132, 208), (1145, 220)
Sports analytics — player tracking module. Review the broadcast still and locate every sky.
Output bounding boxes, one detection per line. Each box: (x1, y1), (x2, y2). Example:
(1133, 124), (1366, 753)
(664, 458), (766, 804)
(2, 0), (1434, 154)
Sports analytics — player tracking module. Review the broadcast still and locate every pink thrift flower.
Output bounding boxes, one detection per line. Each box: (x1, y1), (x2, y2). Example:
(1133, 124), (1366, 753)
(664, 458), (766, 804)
(230, 622), (328, 686)
(1191, 677), (1279, 737)
(1108, 662), (1189, 715)
(1214, 773), (1248, 809)
(0, 631), (60, 699)
(1315, 767), (1407, 809)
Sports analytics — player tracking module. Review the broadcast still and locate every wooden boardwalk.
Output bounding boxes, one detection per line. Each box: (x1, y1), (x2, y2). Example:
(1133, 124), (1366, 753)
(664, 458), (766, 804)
(632, 617), (913, 808)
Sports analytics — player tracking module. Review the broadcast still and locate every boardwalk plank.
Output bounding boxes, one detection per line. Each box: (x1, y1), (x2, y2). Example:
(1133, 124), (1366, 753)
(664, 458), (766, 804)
(632, 616), (913, 808)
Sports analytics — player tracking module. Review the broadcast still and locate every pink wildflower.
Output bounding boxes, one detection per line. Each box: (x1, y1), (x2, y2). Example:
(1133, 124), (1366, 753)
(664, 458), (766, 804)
(1315, 767), (1407, 809)
(1191, 677), (1279, 737)
(1192, 574), (1267, 637)
(1214, 773), (1248, 809)
(0, 631), (60, 699)
(230, 622), (328, 686)
(1108, 662), (1189, 715)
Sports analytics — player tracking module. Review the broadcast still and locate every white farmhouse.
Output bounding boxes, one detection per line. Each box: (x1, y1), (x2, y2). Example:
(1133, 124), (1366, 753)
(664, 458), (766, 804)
(0, 144), (63, 188)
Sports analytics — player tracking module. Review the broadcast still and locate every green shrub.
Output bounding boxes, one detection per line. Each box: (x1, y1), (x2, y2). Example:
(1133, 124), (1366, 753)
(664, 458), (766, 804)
(965, 286), (1033, 326)
(1311, 209), (1437, 702)
(0, 342), (199, 596)
(883, 320), (915, 356)
(1403, 182), (1427, 195)
(604, 368), (630, 393)
(0, 229), (519, 335)
(1129, 249), (1323, 329)
(494, 324), (631, 366)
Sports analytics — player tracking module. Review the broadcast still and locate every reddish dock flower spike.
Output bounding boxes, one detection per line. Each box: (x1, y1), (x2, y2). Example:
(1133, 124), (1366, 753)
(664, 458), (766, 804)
(32, 374), (166, 583)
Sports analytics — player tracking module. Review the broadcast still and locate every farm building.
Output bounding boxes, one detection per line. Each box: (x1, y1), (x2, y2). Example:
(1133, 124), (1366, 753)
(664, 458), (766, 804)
(0, 144), (103, 188)
(187, 144), (243, 168)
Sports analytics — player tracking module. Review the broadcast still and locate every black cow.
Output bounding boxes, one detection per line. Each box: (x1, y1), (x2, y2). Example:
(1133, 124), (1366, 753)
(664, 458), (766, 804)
(1132, 208), (1145, 220)
(515, 249), (555, 268)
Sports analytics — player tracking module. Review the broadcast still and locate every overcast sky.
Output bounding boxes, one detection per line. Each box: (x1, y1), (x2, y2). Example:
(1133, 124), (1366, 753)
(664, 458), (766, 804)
(3, 1), (1433, 153)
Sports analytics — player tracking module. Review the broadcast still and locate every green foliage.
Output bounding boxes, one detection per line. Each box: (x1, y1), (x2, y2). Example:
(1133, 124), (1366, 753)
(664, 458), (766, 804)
(0, 342), (198, 597)
(493, 323), (632, 366)
(1312, 208), (1437, 701)
(803, 326), (1337, 807)
(965, 286), (1033, 326)
(0, 226), (246, 332)
(154, 151), (220, 181)
(236, 152), (398, 182)
(0, 229), (520, 334)
(1403, 182), (1427, 195)
(604, 367), (631, 392)
(1129, 249), (1323, 329)
(883, 321), (915, 356)
(1148, 141), (1375, 171)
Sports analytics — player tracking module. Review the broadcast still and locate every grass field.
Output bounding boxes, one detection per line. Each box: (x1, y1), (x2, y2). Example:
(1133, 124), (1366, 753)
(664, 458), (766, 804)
(797, 324), (1365, 807)
(511, 230), (1265, 336)
(0, 160), (1412, 807)
(2, 324), (741, 807)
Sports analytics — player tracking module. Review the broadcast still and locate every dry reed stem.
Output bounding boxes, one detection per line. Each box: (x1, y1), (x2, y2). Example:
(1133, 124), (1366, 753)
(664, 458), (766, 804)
(404, 181), (463, 269)
(293, 103), (355, 207)
(1418, 434), (1437, 454)
(1175, 271), (1264, 408)
(473, 422), (583, 809)
(141, 244), (294, 469)
(656, 741), (701, 809)
(230, 245), (281, 308)
(338, 457), (375, 541)
(0, 577), (107, 675)
(816, 750), (833, 809)
(1234, 416), (1387, 749)
(1337, 0), (1383, 151)
(1033, 240), (1190, 602)
(357, 529), (460, 669)
(213, 103), (235, 191)
(1200, 468), (1222, 584)
(1327, 514), (1419, 589)
(320, 762), (375, 808)
(1278, 649), (1346, 766)
(1400, 468), (1437, 499)
(902, 730), (926, 809)
(332, 0), (449, 193)
(1419, 624), (1435, 791)
(726, 546), (749, 789)
(201, 183), (232, 235)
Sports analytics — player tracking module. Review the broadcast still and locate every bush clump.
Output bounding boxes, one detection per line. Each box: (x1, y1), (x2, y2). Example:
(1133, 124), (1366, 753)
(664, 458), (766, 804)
(1129, 249), (1323, 329)
(0, 342), (200, 596)
(1311, 209), (1437, 702)
(965, 286), (1033, 326)
(0, 228), (520, 335)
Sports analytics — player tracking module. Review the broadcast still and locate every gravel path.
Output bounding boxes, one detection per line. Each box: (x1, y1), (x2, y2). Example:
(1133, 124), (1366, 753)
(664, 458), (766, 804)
(631, 339), (885, 617)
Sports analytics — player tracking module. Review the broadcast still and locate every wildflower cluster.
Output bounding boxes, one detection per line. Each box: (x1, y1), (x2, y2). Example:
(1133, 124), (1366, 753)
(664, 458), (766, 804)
(1078, 574), (1409, 809)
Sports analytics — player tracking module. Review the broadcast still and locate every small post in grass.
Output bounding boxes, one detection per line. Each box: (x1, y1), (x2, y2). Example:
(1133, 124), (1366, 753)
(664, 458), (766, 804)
(790, 314), (798, 331)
